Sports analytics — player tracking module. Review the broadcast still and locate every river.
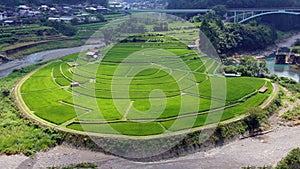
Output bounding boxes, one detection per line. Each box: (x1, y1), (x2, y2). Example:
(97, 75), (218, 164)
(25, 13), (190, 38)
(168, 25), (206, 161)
(266, 58), (300, 82)
(1, 34), (299, 81)
(0, 44), (104, 78)
(265, 33), (300, 82)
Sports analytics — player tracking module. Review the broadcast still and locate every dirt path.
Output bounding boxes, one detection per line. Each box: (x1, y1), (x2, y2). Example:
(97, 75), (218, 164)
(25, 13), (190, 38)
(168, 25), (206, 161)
(1, 125), (299, 169)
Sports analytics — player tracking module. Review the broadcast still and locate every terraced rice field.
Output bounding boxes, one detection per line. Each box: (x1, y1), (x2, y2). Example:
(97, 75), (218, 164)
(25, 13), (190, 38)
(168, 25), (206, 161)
(17, 35), (273, 137)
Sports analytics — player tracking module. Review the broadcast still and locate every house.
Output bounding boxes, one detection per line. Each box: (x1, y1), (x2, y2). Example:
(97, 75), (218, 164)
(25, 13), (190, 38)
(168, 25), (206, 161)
(18, 5), (30, 10)
(109, 1), (124, 8)
(187, 45), (198, 50)
(50, 7), (57, 11)
(259, 86), (268, 93)
(3, 20), (14, 25)
(39, 5), (49, 11)
(86, 50), (100, 59)
(86, 7), (97, 11)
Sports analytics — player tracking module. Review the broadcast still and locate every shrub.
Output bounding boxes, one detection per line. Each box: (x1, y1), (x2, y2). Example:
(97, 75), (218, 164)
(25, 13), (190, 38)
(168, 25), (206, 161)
(276, 148), (300, 169)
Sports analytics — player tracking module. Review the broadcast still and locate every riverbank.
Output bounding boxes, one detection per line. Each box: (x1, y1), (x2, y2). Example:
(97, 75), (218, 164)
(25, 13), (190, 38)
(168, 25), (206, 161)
(230, 32), (300, 82)
(0, 44), (104, 78)
(1, 125), (299, 169)
(231, 32), (300, 59)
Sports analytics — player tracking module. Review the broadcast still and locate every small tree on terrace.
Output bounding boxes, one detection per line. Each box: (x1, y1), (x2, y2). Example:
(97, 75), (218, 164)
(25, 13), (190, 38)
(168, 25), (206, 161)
(245, 107), (267, 136)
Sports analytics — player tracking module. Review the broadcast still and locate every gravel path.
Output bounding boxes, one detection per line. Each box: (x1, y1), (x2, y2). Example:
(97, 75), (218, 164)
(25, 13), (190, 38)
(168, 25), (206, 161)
(0, 125), (299, 169)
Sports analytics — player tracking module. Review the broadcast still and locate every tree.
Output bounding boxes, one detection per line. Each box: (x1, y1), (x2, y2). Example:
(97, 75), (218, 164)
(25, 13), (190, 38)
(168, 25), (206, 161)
(1, 89), (10, 97)
(84, 16), (90, 24)
(212, 5), (227, 18)
(257, 60), (270, 77)
(237, 57), (268, 77)
(102, 28), (113, 45)
(224, 65), (238, 74)
(95, 13), (105, 22)
(43, 20), (77, 36)
(70, 17), (79, 25)
(245, 107), (267, 136)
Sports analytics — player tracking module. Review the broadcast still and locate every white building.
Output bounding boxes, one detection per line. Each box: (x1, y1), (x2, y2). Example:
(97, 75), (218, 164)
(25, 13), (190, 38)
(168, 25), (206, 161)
(39, 5), (49, 11)
(0, 12), (5, 21)
(109, 2), (123, 8)
(48, 16), (75, 23)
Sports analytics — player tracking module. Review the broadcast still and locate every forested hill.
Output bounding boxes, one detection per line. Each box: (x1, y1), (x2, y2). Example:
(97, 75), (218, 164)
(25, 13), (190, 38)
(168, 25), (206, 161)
(167, 0), (300, 9)
(0, 0), (108, 7)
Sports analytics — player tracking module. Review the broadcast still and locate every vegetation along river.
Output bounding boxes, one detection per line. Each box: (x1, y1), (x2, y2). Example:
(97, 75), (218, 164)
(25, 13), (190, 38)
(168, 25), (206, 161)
(0, 44), (103, 78)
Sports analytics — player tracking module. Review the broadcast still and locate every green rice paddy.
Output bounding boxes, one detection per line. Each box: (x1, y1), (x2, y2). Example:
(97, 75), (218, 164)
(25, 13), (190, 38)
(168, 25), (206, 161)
(17, 35), (273, 137)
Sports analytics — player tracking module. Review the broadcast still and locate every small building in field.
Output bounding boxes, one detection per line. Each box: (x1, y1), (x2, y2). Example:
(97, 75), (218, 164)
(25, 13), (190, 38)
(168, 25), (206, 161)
(70, 82), (79, 87)
(259, 86), (268, 93)
(224, 73), (241, 77)
(48, 16), (75, 23)
(86, 50), (100, 59)
(187, 45), (198, 50)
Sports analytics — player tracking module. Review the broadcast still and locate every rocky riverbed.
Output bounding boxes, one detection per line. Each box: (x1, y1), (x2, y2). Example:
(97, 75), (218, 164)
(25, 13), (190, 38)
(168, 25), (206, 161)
(0, 125), (299, 169)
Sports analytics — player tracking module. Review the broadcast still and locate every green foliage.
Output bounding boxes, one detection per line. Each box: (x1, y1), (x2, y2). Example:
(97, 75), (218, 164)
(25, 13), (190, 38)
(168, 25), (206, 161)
(200, 19), (277, 55)
(282, 106), (300, 121)
(270, 75), (300, 93)
(0, 64), (62, 156)
(237, 57), (270, 77)
(0, 25), (59, 47)
(276, 148), (300, 169)
(242, 166), (272, 169)
(224, 65), (238, 74)
(70, 18), (80, 26)
(153, 22), (169, 32)
(244, 107), (267, 134)
(212, 5), (227, 17)
(95, 13), (106, 22)
(1, 89), (10, 97)
(9, 40), (84, 59)
(43, 21), (77, 36)
(48, 162), (97, 169)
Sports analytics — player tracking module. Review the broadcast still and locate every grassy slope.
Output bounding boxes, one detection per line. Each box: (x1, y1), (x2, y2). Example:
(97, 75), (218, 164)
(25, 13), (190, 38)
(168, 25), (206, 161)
(0, 64), (61, 156)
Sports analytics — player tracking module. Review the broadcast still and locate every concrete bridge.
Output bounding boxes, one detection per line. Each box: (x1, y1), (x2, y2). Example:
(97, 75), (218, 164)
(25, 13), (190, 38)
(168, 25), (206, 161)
(123, 8), (300, 23)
